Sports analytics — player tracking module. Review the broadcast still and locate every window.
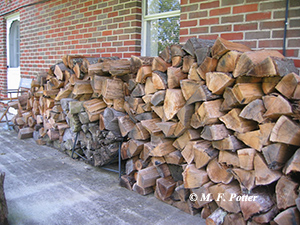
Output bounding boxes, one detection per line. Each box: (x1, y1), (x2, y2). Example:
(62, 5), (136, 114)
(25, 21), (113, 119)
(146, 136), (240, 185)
(9, 20), (20, 68)
(142, 0), (180, 56)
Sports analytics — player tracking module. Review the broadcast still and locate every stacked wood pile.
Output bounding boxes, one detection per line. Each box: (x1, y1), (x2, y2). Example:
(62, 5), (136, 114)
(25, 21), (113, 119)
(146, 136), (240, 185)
(12, 37), (300, 224)
(12, 55), (131, 166)
(119, 37), (300, 224)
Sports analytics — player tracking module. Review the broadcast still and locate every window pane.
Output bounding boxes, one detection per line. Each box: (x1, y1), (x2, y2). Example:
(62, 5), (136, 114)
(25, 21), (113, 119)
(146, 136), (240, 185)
(147, 0), (180, 15)
(147, 16), (180, 56)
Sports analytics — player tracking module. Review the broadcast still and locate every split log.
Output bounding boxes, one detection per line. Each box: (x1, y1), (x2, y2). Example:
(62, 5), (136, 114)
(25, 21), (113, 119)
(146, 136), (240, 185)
(206, 72), (235, 95)
(273, 207), (300, 225)
(119, 175), (135, 191)
(220, 108), (257, 133)
(232, 83), (263, 105)
(218, 150), (240, 167)
(270, 115), (300, 146)
(136, 166), (160, 188)
(216, 50), (242, 73)
(212, 135), (244, 152)
(197, 99), (224, 127)
(262, 143), (294, 170)
(156, 177), (176, 200)
(102, 78), (124, 99)
(167, 67), (187, 89)
(208, 182), (241, 213)
(193, 140), (218, 169)
(230, 168), (256, 192)
(283, 148), (300, 174)
(201, 124), (231, 141)
(211, 37), (251, 59)
(18, 127), (34, 139)
(237, 148), (256, 171)
(220, 87), (240, 111)
(197, 57), (218, 80)
(240, 187), (275, 221)
(182, 164), (209, 189)
(207, 158), (233, 184)
(239, 99), (266, 123)
(180, 79), (203, 101)
(223, 213), (246, 225)
(262, 76), (281, 94)
(276, 176), (299, 210)
(206, 208), (227, 225)
(152, 71), (168, 90)
(163, 89), (186, 121)
(150, 140), (176, 157)
(275, 72), (300, 99)
(132, 183), (153, 196)
(263, 93), (293, 119)
(254, 153), (281, 186)
(136, 66), (152, 83)
(186, 84), (220, 105)
(152, 56), (170, 72)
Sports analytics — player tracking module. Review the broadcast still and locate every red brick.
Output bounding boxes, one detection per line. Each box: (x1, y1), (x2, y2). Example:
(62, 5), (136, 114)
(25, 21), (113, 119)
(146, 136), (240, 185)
(259, 40), (283, 48)
(197, 34), (218, 40)
(108, 12), (118, 18)
(234, 23), (258, 31)
(200, 1), (219, 9)
(200, 18), (219, 26)
(191, 27), (209, 34)
(294, 59), (300, 68)
(246, 12), (271, 21)
(260, 21), (284, 29)
(221, 32), (243, 40)
(181, 20), (198, 27)
(210, 7), (231, 16)
(180, 28), (189, 35)
(102, 30), (112, 36)
(189, 11), (207, 19)
(211, 25), (231, 33)
(233, 4), (258, 14)
(288, 39), (300, 48)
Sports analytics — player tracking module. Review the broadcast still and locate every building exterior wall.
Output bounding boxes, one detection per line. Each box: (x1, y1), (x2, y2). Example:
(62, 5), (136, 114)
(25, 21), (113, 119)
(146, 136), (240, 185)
(0, 0), (299, 92)
(0, 0), (142, 91)
(180, 0), (300, 68)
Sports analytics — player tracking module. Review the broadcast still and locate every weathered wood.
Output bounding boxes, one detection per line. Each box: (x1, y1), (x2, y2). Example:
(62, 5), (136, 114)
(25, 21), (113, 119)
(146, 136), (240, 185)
(239, 99), (266, 123)
(182, 164), (209, 189)
(212, 135), (244, 152)
(273, 207), (300, 225)
(206, 72), (235, 95)
(136, 166), (160, 188)
(283, 148), (300, 175)
(220, 87), (240, 111)
(193, 140), (218, 169)
(186, 84), (220, 105)
(237, 148), (256, 171)
(102, 78), (124, 99)
(209, 182), (241, 213)
(262, 143), (293, 170)
(223, 213), (246, 225)
(151, 90), (166, 106)
(180, 79), (203, 101)
(270, 115), (300, 146)
(200, 124), (231, 141)
(197, 99), (224, 127)
(240, 187), (274, 220)
(216, 50), (242, 73)
(218, 150), (240, 167)
(211, 37), (251, 59)
(132, 183), (153, 196)
(233, 50), (284, 77)
(167, 67), (187, 89)
(254, 153), (281, 185)
(206, 208), (227, 225)
(197, 57), (218, 80)
(230, 168), (256, 192)
(136, 65), (152, 84)
(117, 115), (135, 137)
(232, 83), (263, 105)
(219, 108), (257, 133)
(262, 76), (281, 94)
(263, 93), (293, 119)
(150, 140), (176, 157)
(163, 89), (186, 121)
(18, 127), (34, 139)
(207, 158), (233, 184)
(275, 72), (300, 99)
(156, 177), (176, 200)
(276, 176), (298, 210)
(119, 175), (136, 191)
(182, 55), (195, 73)
(152, 56), (171, 72)
(152, 71), (168, 90)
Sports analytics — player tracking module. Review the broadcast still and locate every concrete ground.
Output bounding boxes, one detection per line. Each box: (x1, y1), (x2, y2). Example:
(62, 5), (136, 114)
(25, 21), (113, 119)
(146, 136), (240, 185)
(0, 113), (206, 225)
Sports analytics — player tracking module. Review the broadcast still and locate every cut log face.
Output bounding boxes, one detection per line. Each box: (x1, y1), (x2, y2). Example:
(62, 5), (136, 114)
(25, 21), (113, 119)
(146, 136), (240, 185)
(232, 83), (264, 105)
(206, 208), (227, 225)
(275, 72), (300, 99)
(211, 37), (251, 59)
(233, 50), (284, 77)
(182, 164), (209, 189)
(197, 99), (224, 127)
(220, 87), (240, 111)
(208, 182), (241, 213)
(273, 207), (300, 225)
(270, 115), (300, 146)
(276, 176), (299, 210)
(136, 166), (160, 188)
(262, 143), (294, 170)
(230, 168), (256, 192)
(197, 57), (218, 80)
(206, 72), (235, 95)
(193, 140), (218, 169)
(216, 50), (242, 73)
(263, 94), (293, 119)
(207, 158), (233, 184)
(212, 135), (245, 152)
(254, 153), (282, 186)
(218, 150), (240, 167)
(163, 89), (186, 121)
(240, 187), (275, 221)
(262, 76), (281, 94)
(156, 177), (176, 200)
(152, 71), (168, 90)
(239, 99), (266, 123)
(180, 79), (203, 101)
(219, 108), (257, 133)
(283, 148), (300, 175)
(167, 67), (187, 89)
(237, 148), (256, 171)
(201, 124), (231, 141)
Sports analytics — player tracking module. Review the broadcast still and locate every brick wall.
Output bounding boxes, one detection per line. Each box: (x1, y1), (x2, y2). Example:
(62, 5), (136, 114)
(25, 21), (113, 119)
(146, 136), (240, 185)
(180, 0), (300, 69)
(0, 0), (142, 91)
(0, 0), (299, 93)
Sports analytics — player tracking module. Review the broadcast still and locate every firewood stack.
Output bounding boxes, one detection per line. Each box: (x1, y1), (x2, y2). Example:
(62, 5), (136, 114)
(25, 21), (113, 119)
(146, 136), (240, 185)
(12, 55), (131, 166)
(119, 37), (300, 224)
(12, 37), (300, 224)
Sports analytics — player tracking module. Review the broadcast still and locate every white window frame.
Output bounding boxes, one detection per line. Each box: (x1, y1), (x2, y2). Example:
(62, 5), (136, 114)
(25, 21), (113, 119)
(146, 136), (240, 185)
(141, 0), (180, 56)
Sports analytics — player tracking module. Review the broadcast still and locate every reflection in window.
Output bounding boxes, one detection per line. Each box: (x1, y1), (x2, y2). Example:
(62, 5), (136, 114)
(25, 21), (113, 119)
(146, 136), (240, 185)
(142, 0), (180, 56)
